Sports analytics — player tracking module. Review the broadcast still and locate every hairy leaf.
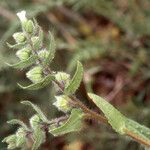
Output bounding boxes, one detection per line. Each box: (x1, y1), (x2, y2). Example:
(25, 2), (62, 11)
(88, 93), (126, 134)
(21, 101), (49, 123)
(7, 42), (27, 49)
(64, 61), (83, 95)
(32, 127), (46, 150)
(49, 109), (84, 136)
(125, 119), (150, 144)
(18, 74), (55, 90)
(6, 55), (36, 69)
(7, 119), (29, 131)
(44, 31), (56, 65)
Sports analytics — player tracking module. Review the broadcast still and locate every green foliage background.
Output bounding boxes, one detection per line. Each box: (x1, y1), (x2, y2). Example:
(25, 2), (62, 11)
(0, 0), (150, 149)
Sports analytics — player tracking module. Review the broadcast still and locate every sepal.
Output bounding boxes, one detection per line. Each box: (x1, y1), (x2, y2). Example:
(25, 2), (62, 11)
(64, 61), (83, 95)
(6, 55), (36, 69)
(18, 74), (55, 90)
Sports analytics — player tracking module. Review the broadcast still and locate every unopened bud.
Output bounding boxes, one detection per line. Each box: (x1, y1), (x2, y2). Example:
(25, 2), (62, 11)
(13, 32), (26, 43)
(26, 66), (43, 83)
(30, 114), (41, 129)
(53, 95), (72, 112)
(24, 20), (34, 34)
(16, 48), (31, 60)
(38, 49), (49, 60)
(55, 72), (70, 85)
(31, 36), (42, 50)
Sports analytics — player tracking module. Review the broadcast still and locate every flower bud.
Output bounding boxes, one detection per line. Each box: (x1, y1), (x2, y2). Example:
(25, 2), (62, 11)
(26, 66), (43, 83)
(16, 48), (31, 60)
(53, 95), (72, 112)
(24, 20), (34, 34)
(38, 49), (49, 60)
(30, 114), (41, 129)
(16, 128), (26, 147)
(13, 32), (26, 43)
(31, 36), (42, 50)
(55, 72), (70, 85)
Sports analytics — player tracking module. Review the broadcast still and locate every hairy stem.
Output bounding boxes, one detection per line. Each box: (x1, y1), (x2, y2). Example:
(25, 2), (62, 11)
(26, 31), (150, 147)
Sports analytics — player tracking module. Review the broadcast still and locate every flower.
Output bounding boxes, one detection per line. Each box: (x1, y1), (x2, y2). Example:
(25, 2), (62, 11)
(17, 10), (27, 23)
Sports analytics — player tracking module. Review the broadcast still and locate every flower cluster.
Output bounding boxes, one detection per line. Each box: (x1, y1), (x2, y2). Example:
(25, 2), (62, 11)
(3, 10), (85, 150)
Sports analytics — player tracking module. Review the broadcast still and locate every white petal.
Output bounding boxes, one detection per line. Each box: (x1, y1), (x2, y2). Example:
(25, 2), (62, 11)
(17, 10), (27, 22)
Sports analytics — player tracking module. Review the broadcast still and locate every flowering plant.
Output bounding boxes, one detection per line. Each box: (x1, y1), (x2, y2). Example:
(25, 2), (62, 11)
(3, 11), (150, 150)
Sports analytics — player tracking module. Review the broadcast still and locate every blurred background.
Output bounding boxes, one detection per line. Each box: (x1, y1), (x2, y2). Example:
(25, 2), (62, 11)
(0, 0), (150, 149)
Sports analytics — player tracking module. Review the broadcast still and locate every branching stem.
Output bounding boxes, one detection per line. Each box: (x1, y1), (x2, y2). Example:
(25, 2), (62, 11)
(26, 31), (150, 147)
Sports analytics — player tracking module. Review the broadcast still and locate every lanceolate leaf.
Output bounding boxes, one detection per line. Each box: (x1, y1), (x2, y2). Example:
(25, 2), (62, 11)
(88, 93), (126, 134)
(6, 55), (36, 69)
(21, 101), (49, 123)
(44, 31), (56, 65)
(64, 61), (83, 95)
(49, 109), (84, 136)
(125, 119), (150, 144)
(7, 42), (27, 49)
(18, 74), (55, 90)
(7, 119), (29, 131)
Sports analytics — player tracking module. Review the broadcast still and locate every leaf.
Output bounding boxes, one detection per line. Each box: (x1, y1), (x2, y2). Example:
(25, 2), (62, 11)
(64, 61), (83, 95)
(88, 93), (126, 134)
(18, 74), (55, 90)
(125, 119), (150, 143)
(21, 101), (49, 123)
(49, 109), (84, 136)
(7, 42), (27, 49)
(44, 31), (56, 65)
(7, 119), (29, 131)
(6, 55), (36, 69)
(32, 127), (46, 150)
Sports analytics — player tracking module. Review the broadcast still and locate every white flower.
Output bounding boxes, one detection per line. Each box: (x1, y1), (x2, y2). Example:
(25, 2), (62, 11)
(17, 10), (27, 22)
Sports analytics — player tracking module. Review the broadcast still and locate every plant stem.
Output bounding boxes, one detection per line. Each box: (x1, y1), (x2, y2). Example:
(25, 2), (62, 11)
(26, 31), (150, 147)
(124, 129), (150, 147)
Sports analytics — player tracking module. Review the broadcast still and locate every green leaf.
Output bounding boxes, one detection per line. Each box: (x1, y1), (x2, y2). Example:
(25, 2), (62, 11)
(21, 101), (49, 123)
(6, 55), (36, 69)
(88, 93), (126, 134)
(7, 42), (27, 49)
(18, 74), (55, 90)
(125, 119), (150, 143)
(44, 31), (56, 65)
(7, 119), (29, 131)
(32, 127), (46, 150)
(49, 109), (84, 136)
(64, 61), (83, 95)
